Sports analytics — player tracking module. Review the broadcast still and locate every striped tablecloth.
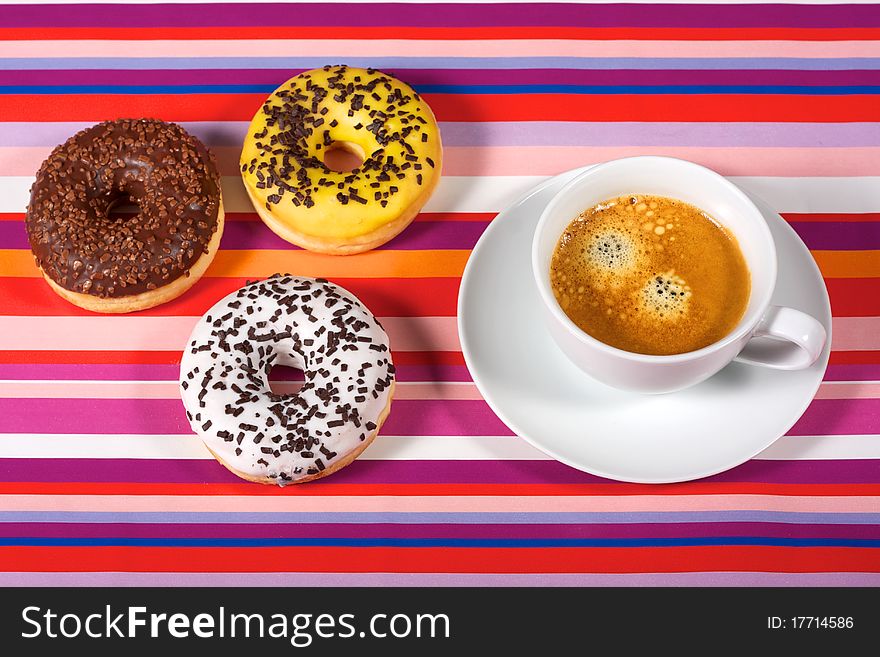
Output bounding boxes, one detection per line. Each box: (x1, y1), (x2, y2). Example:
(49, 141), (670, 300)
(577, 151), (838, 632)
(0, 2), (878, 586)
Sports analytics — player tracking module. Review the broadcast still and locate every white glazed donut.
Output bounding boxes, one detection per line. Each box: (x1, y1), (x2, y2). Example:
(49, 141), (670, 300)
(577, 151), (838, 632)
(179, 274), (395, 485)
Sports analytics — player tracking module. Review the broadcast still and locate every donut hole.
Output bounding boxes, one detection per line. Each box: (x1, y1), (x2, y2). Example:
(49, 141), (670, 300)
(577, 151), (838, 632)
(267, 363), (305, 396)
(106, 194), (140, 222)
(323, 141), (366, 173)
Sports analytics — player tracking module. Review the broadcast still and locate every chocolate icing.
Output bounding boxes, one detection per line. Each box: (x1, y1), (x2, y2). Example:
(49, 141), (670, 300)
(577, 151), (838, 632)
(25, 119), (221, 298)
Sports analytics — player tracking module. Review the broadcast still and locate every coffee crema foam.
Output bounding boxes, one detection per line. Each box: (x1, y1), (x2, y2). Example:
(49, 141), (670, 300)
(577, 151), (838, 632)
(550, 194), (750, 356)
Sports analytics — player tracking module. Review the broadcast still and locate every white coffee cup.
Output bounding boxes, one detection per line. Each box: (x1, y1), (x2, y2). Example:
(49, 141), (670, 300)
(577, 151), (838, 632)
(532, 156), (827, 394)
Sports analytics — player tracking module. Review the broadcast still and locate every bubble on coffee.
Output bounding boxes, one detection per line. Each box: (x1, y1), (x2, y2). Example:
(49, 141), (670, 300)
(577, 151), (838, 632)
(585, 229), (639, 275)
(549, 194), (750, 355)
(638, 270), (691, 320)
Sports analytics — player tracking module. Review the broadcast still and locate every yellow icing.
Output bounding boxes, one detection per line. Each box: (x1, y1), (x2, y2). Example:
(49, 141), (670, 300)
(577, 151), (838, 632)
(240, 66), (442, 240)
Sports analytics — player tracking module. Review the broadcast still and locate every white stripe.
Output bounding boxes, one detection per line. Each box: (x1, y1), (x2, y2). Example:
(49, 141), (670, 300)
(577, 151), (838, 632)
(755, 434), (880, 460)
(363, 434), (548, 460)
(0, 433), (876, 461)
(0, 316), (871, 353)
(0, 433), (550, 460)
(4, 175), (880, 214)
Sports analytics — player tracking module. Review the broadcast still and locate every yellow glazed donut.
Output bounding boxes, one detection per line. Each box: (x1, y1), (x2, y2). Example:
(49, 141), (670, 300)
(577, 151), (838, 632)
(240, 65), (442, 255)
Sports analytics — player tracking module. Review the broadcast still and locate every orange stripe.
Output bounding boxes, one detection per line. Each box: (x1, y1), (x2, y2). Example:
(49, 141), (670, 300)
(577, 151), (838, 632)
(4, 248), (875, 279)
(1, 94), (878, 123)
(813, 251), (880, 279)
(1, 545), (877, 573)
(0, 482), (875, 497)
(4, 26), (880, 41)
(0, 249), (470, 279)
(6, 248), (878, 280)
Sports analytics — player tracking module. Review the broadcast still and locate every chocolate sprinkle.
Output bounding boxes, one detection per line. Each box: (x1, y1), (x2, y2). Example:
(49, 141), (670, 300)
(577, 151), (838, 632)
(243, 65), (436, 213)
(26, 119), (221, 298)
(180, 274), (395, 485)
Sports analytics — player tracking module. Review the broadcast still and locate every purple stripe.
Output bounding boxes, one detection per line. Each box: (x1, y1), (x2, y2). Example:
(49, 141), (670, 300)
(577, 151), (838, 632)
(3, 215), (878, 255)
(0, 398), (512, 435)
(825, 364), (880, 381)
(0, 219), (484, 251)
(5, 68), (880, 87)
(0, 397), (873, 438)
(0, 4), (877, 28)
(6, 216), (879, 252)
(789, 398), (880, 436)
(0, 458), (879, 485)
(7, 218), (880, 252)
(3, 572), (879, 587)
(0, 363), (472, 382)
(221, 220), (483, 251)
(788, 222), (880, 251)
(5, 122), (880, 148)
(5, 219), (879, 256)
(2, 521), (878, 540)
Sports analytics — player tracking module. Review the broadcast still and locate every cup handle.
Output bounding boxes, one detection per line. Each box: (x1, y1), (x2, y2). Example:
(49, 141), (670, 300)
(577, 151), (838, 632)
(734, 305), (827, 370)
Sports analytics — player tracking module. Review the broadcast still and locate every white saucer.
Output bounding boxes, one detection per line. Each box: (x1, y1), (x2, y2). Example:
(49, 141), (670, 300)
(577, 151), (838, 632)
(458, 167), (832, 483)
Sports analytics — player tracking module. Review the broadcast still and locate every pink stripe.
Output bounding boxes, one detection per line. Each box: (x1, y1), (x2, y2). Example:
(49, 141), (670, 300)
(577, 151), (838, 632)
(0, 380), (864, 401)
(814, 383), (880, 400)
(443, 146), (880, 178)
(0, 316), (461, 352)
(0, 495), (876, 513)
(832, 317), (880, 351)
(8, 146), (880, 177)
(0, 315), (869, 354)
(3, 39), (879, 58)
(0, 381), (482, 400)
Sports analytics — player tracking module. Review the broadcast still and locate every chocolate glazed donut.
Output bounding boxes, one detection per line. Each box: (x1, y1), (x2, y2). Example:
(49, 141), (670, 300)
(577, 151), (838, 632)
(25, 119), (224, 313)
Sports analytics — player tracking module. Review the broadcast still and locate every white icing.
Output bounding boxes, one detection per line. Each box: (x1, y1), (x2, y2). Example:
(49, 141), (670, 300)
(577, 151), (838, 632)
(179, 274), (394, 484)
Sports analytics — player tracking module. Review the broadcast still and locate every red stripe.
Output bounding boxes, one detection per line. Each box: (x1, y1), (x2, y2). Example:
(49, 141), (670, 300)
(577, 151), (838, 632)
(825, 278), (880, 317)
(0, 349), (465, 366)
(829, 350), (880, 365)
(0, 482), (876, 496)
(0, 346), (868, 368)
(1, 546), (877, 573)
(0, 277), (461, 317)
(3, 275), (875, 318)
(3, 26), (880, 41)
(3, 94), (878, 123)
